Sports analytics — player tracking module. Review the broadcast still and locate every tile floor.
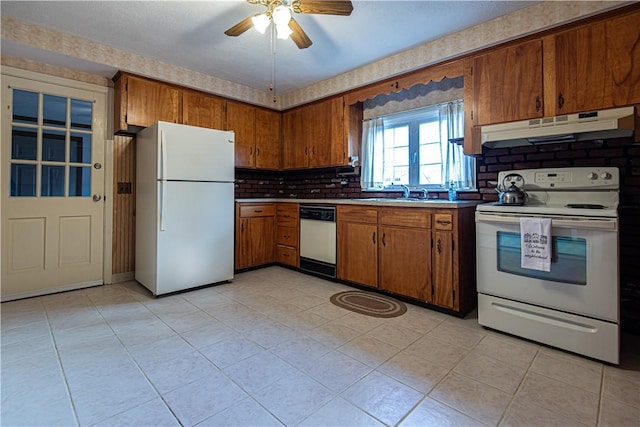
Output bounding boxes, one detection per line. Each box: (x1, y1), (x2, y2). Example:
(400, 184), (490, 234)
(2, 266), (639, 426)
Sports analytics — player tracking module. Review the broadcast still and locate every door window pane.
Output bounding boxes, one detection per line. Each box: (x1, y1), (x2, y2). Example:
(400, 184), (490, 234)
(10, 164), (36, 196)
(11, 126), (37, 160)
(12, 89), (38, 124)
(43, 94), (67, 127)
(41, 165), (65, 196)
(70, 133), (91, 163)
(42, 130), (66, 162)
(70, 99), (92, 130)
(69, 166), (91, 197)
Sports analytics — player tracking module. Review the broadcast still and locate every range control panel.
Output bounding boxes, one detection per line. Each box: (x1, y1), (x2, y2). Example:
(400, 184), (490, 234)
(498, 167), (619, 190)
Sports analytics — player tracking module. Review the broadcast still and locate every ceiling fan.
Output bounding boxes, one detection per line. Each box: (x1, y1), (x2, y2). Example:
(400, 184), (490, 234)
(224, 0), (354, 49)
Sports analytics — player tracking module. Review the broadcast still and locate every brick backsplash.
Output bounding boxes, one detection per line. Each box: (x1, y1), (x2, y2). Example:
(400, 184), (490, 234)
(235, 136), (640, 333)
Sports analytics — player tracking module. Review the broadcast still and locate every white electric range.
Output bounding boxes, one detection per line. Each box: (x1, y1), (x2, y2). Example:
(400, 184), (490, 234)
(476, 167), (620, 364)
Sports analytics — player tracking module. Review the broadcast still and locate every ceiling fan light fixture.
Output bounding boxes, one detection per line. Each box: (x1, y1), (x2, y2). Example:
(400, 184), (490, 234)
(251, 13), (270, 34)
(272, 4), (291, 26)
(276, 22), (293, 39)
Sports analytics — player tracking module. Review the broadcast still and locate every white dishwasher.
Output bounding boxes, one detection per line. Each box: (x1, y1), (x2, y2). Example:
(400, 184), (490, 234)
(299, 205), (336, 278)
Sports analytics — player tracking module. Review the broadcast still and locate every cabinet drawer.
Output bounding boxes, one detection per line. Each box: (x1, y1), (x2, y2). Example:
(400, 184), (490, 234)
(239, 204), (276, 218)
(434, 213), (453, 230)
(337, 205), (378, 223)
(379, 208), (431, 228)
(277, 226), (299, 246)
(277, 204), (299, 226)
(277, 245), (298, 266)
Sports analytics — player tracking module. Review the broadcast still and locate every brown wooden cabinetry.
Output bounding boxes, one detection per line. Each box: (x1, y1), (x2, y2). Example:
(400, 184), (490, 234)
(114, 73), (181, 134)
(378, 208), (431, 301)
(282, 96), (347, 169)
(228, 102), (280, 169)
(235, 203), (276, 270)
(337, 205), (379, 288)
(473, 39), (544, 126)
(182, 91), (226, 129)
(276, 203), (299, 267)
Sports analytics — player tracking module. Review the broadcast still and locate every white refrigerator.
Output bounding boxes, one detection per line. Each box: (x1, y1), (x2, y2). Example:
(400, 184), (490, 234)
(135, 121), (235, 295)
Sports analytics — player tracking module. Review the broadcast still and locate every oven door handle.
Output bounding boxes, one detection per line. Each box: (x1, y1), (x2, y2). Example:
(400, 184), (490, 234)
(475, 212), (617, 231)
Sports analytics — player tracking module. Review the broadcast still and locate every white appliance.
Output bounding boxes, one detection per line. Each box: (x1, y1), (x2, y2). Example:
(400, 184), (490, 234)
(299, 205), (337, 278)
(135, 121), (235, 296)
(476, 167), (620, 364)
(481, 106), (635, 149)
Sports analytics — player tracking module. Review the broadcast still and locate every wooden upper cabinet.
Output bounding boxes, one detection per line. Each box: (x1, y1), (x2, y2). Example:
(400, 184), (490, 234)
(227, 101), (256, 168)
(282, 107), (308, 169)
(114, 74), (180, 133)
(544, 22), (608, 116)
(182, 91), (226, 130)
(282, 96), (347, 169)
(473, 39), (544, 125)
(254, 108), (281, 170)
(606, 10), (640, 107)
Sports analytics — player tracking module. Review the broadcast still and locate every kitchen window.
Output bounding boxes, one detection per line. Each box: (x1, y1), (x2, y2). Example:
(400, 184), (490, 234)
(361, 99), (475, 191)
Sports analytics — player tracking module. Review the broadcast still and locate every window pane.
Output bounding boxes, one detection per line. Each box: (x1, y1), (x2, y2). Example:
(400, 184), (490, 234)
(69, 166), (91, 197)
(70, 133), (91, 163)
(393, 166), (409, 185)
(419, 122), (439, 144)
(10, 164), (36, 196)
(420, 143), (441, 163)
(11, 126), (37, 160)
(42, 130), (66, 162)
(70, 99), (92, 130)
(41, 165), (65, 196)
(420, 164), (441, 185)
(12, 89), (39, 124)
(43, 94), (67, 127)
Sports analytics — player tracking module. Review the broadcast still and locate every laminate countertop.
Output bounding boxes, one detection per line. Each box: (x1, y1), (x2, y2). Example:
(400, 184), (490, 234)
(235, 198), (484, 209)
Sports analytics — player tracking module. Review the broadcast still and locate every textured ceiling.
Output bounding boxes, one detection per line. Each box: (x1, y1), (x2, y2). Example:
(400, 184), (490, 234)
(0, 1), (544, 94)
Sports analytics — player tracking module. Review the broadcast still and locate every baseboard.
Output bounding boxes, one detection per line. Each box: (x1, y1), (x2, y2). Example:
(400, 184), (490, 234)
(111, 271), (135, 284)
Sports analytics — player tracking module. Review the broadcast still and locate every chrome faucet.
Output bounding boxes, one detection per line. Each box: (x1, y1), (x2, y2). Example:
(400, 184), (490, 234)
(401, 185), (411, 199)
(421, 188), (429, 199)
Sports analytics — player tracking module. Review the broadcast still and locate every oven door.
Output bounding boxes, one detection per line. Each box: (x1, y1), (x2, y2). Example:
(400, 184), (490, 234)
(476, 212), (619, 322)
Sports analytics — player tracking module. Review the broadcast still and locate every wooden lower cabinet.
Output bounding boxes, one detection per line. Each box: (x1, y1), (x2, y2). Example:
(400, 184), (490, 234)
(235, 203), (276, 270)
(379, 226), (431, 300)
(337, 205), (379, 287)
(276, 203), (299, 267)
(432, 229), (454, 308)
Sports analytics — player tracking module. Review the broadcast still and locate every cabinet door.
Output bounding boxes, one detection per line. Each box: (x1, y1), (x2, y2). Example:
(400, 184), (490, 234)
(379, 226), (431, 301)
(550, 22), (607, 115)
(183, 91), (226, 129)
(282, 108), (308, 169)
(236, 216), (275, 269)
(337, 221), (378, 287)
(606, 11), (640, 106)
(474, 40), (544, 125)
(432, 230), (454, 309)
(126, 75), (180, 127)
(308, 97), (345, 168)
(255, 108), (281, 169)
(227, 102), (256, 168)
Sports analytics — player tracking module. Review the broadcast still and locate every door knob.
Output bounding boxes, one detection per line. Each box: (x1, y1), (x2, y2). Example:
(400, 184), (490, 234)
(93, 194), (102, 202)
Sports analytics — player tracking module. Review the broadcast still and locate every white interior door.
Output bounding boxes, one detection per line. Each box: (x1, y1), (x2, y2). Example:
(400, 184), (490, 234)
(1, 73), (107, 301)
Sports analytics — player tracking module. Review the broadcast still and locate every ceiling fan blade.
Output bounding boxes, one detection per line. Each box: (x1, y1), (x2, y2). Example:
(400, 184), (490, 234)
(224, 16), (255, 37)
(288, 18), (313, 49)
(293, 0), (353, 16)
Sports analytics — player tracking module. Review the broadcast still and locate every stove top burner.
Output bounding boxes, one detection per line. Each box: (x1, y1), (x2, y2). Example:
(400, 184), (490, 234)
(566, 204), (607, 209)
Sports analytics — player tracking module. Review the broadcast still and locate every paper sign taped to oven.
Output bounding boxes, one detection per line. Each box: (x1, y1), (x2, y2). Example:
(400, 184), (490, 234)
(520, 217), (552, 272)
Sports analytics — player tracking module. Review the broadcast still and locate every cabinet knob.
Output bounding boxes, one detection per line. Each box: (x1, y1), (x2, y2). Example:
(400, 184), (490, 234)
(535, 96), (541, 112)
(437, 239), (442, 254)
(558, 93), (565, 110)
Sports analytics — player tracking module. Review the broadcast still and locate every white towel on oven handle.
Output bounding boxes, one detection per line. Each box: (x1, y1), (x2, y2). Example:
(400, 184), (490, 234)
(520, 217), (552, 272)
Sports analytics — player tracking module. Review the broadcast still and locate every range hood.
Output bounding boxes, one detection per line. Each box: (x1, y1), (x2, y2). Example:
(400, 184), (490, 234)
(481, 106), (636, 148)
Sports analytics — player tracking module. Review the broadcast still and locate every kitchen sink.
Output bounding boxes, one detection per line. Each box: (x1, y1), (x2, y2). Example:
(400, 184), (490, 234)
(356, 197), (433, 202)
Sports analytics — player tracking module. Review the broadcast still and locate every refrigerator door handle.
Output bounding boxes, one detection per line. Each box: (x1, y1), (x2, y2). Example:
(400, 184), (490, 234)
(160, 130), (168, 180)
(160, 180), (166, 231)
